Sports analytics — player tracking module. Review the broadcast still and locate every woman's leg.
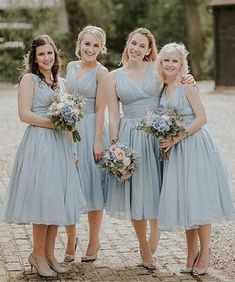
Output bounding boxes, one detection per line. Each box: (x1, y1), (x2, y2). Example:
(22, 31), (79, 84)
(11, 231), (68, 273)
(85, 210), (103, 256)
(30, 224), (55, 274)
(148, 219), (160, 254)
(196, 224), (211, 268)
(184, 229), (199, 267)
(45, 225), (58, 260)
(132, 219), (155, 268)
(45, 225), (67, 273)
(65, 224), (77, 255)
(32, 224), (47, 257)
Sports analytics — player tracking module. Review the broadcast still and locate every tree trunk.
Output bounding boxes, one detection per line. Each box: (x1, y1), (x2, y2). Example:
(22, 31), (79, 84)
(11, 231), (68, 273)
(181, 0), (203, 79)
(64, 0), (87, 58)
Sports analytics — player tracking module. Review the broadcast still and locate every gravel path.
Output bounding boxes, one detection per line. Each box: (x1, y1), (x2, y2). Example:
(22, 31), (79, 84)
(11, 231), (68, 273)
(0, 81), (234, 281)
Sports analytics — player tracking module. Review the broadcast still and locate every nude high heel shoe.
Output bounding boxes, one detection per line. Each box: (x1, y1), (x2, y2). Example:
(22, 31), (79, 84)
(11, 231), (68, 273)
(180, 252), (199, 274)
(81, 244), (100, 262)
(28, 253), (57, 278)
(47, 257), (67, 273)
(192, 250), (210, 275)
(140, 249), (156, 270)
(192, 265), (208, 275)
(64, 237), (78, 262)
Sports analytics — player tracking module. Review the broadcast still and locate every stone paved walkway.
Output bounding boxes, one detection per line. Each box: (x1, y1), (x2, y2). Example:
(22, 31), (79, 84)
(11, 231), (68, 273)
(0, 81), (234, 281)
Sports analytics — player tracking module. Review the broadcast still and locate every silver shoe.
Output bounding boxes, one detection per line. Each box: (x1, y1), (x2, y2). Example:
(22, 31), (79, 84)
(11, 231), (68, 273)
(140, 249), (156, 270)
(180, 252), (199, 274)
(192, 265), (208, 276)
(81, 245), (100, 262)
(64, 237), (78, 262)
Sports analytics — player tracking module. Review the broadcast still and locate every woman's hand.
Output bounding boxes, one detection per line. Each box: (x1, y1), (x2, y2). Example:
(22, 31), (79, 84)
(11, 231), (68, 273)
(182, 74), (195, 85)
(159, 138), (174, 150)
(93, 142), (104, 162)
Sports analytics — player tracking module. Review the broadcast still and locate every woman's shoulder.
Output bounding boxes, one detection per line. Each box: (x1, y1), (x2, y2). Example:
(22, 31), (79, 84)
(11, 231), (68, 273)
(67, 60), (79, 69)
(108, 67), (122, 79)
(182, 83), (199, 97)
(97, 64), (108, 76)
(20, 73), (37, 85)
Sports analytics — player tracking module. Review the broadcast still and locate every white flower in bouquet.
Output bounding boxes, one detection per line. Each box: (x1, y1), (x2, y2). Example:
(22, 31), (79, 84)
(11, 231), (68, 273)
(47, 93), (87, 142)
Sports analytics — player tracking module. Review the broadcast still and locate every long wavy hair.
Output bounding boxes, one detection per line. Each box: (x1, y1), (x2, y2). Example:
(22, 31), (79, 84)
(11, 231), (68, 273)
(121, 27), (158, 65)
(20, 34), (60, 90)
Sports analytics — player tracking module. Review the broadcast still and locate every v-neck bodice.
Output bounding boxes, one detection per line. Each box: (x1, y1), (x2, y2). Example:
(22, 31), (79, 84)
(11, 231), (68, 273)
(115, 62), (161, 118)
(160, 83), (195, 125)
(31, 74), (66, 118)
(66, 61), (101, 114)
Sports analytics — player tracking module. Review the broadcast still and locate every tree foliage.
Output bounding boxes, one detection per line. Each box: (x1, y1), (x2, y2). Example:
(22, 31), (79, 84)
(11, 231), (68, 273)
(0, 0), (213, 82)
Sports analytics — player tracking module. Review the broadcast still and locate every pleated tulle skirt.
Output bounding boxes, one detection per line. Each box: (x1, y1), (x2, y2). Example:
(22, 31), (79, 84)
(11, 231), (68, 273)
(75, 113), (108, 211)
(0, 125), (87, 225)
(158, 127), (235, 231)
(106, 117), (162, 220)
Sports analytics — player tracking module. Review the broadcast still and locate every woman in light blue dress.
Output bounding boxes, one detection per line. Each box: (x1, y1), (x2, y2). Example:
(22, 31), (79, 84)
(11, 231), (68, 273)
(64, 26), (109, 262)
(0, 35), (87, 278)
(106, 28), (162, 269)
(157, 43), (235, 275)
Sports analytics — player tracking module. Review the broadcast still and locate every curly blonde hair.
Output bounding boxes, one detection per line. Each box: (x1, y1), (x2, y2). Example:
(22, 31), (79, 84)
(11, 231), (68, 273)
(156, 42), (189, 85)
(75, 25), (107, 58)
(121, 27), (158, 65)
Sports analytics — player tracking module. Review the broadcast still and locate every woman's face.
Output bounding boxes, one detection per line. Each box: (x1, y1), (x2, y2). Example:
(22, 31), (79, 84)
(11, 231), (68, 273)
(79, 33), (102, 62)
(127, 33), (150, 62)
(161, 50), (182, 79)
(35, 43), (55, 73)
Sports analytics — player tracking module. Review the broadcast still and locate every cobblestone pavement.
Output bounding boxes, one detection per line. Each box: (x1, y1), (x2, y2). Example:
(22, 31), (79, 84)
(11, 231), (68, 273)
(0, 81), (234, 282)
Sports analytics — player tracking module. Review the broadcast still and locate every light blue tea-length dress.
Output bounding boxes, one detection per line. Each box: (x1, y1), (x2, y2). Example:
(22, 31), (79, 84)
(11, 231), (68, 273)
(106, 62), (162, 220)
(158, 84), (235, 230)
(66, 61), (108, 211)
(0, 74), (87, 225)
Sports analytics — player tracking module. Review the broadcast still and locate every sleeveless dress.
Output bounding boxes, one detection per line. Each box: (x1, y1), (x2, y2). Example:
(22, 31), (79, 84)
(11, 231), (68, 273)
(0, 74), (87, 225)
(158, 84), (235, 230)
(106, 62), (162, 220)
(66, 61), (108, 211)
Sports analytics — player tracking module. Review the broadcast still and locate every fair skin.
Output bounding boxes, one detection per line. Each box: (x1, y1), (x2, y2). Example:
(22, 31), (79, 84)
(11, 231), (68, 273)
(65, 32), (109, 258)
(19, 43), (60, 274)
(159, 50), (210, 270)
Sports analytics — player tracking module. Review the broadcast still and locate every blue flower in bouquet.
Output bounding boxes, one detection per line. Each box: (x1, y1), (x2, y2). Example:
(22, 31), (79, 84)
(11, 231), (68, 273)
(47, 93), (87, 142)
(137, 106), (185, 160)
(151, 115), (172, 132)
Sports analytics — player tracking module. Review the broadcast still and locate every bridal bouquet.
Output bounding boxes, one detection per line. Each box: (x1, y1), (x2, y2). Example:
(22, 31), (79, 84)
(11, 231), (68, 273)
(47, 93), (86, 142)
(99, 141), (138, 183)
(137, 106), (185, 160)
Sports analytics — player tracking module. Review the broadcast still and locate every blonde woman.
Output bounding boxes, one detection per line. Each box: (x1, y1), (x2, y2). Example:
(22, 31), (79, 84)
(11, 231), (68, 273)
(64, 25), (109, 262)
(157, 43), (234, 275)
